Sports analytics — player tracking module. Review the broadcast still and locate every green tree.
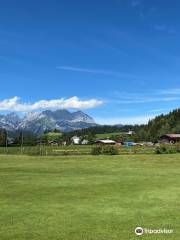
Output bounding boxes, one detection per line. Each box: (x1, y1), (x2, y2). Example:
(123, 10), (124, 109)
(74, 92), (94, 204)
(0, 130), (7, 147)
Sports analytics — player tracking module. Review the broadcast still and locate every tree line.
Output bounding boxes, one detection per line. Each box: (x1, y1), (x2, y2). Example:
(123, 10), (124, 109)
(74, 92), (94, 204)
(0, 108), (179, 146)
(62, 108), (180, 143)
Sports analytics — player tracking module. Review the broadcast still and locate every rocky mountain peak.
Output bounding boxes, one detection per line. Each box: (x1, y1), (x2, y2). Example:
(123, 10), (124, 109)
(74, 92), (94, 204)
(0, 110), (97, 134)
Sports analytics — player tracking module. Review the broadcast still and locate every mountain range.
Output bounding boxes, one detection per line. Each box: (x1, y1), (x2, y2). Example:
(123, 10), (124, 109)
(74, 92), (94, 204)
(0, 110), (97, 134)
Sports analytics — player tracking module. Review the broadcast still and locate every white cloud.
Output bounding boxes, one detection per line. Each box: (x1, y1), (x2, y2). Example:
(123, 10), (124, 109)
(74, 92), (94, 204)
(95, 114), (155, 125)
(0, 96), (103, 112)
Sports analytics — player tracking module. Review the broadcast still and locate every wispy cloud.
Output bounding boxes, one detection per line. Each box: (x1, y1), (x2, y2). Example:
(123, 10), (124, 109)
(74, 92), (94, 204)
(57, 66), (103, 74)
(95, 114), (155, 125)
(154, 24), (166, 32)
(56, 65), (141, 79)
(0, 96), (103, 112)
(158, 88), (180, 95)
(116, 96), (180, 104)
(111, 87), (180, 104)
(131, 0), (141, 7)
(148, 108), (168, 113)
(153, 24), (175, 34)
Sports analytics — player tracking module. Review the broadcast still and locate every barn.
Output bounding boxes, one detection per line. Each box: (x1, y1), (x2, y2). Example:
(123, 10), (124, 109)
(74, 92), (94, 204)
(160, 134), (180, 144)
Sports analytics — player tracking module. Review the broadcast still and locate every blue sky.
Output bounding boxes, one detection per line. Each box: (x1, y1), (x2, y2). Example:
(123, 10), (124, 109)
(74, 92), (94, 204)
(0, 0), (180, 124)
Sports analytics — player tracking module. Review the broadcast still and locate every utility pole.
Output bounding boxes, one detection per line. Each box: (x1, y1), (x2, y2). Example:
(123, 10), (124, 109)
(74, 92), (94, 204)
(21, 131), (24, 154)
(39, 138), (42, 155)
(6, 130), (8, 154)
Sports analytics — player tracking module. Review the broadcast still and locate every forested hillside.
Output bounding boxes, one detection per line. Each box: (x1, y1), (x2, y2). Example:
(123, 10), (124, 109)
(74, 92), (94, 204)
(137, 108), (180, 141)
(65, 109), (180, 142)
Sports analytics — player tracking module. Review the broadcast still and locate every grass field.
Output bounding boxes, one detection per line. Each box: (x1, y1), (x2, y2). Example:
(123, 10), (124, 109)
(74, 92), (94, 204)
(0, 145), (156, 156)
(0, 154), (180, 239)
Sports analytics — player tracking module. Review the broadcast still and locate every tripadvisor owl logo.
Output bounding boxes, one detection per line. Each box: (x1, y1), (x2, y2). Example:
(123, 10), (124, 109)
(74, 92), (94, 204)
(135, 227), (144, 236)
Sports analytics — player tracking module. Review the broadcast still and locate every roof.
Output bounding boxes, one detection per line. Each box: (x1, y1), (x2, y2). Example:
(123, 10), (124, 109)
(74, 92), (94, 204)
(96, 139), (116, 144)
(71, 136), (80, 139)
(161, 134), (180, 138)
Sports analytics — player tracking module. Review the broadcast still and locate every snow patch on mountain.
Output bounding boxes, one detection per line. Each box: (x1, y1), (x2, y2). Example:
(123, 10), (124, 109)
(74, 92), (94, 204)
(0, 110), (97, 134)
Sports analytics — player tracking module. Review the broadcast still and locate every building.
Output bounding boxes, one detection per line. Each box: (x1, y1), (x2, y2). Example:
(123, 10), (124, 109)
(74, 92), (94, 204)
(36, 140), (47, 145)
(71, 136), (81, 144)
(81, 139), (89, 145)
(48, 140), (58, 146)
(95, 139), (116, 145)
(61, 141), (67, 146)
(126, 131), (135, 135)
(160, 134), (180, 144)
(7, 137), (15, 146)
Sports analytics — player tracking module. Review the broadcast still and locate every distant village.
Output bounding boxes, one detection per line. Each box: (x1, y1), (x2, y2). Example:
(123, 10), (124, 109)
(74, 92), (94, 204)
(39, 132), (180, 147)
(1, 128), (180, 148)
(69, 133), (179, 145)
